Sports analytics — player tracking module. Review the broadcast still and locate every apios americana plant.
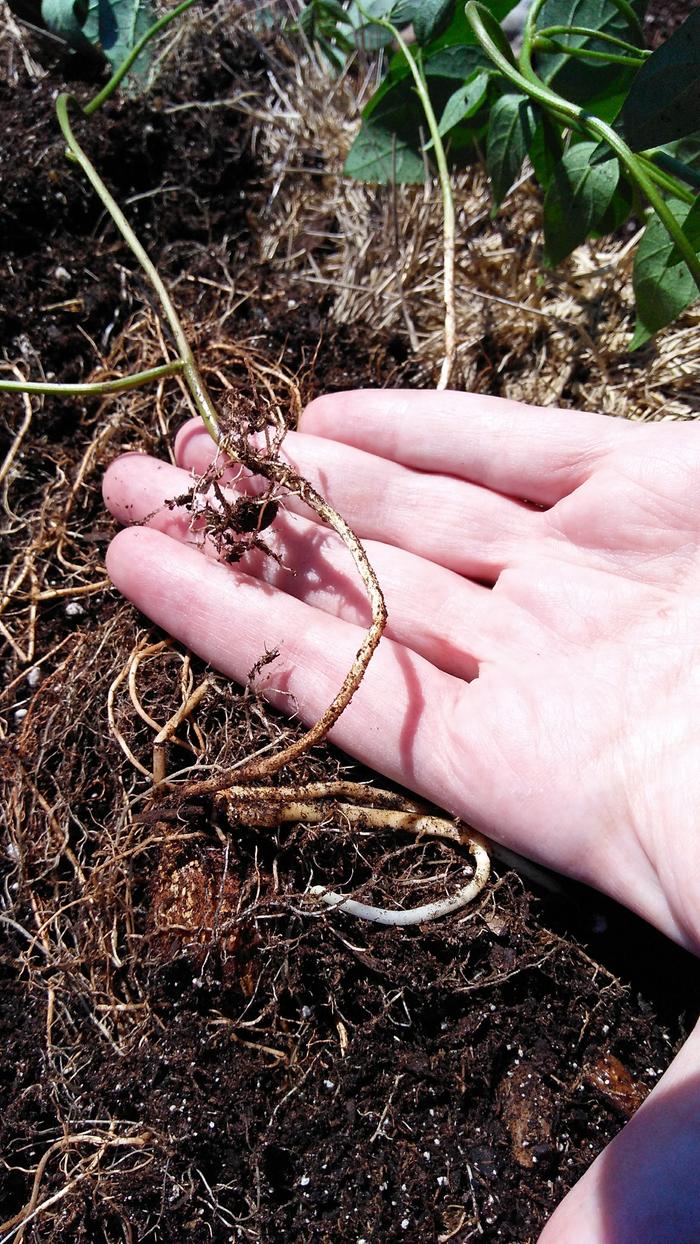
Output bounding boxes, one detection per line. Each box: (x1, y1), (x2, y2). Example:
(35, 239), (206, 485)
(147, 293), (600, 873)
(1, 0), (491, 924)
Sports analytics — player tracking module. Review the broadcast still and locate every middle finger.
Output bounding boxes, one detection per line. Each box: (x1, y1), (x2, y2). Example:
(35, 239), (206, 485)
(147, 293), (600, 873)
(103, 453), (546, 679)
(174, 421), (544, 583)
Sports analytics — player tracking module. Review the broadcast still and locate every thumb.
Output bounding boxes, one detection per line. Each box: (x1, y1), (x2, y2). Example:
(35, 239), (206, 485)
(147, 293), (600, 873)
(539, 1016), (700, 1243)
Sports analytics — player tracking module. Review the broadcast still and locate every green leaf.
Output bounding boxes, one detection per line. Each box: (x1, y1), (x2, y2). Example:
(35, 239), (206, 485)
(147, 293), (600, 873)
(590, 172), (635, 235)
(436, 72), (489, 137)
(422, 43), (490, 79)
(349, 21), (394, 48)
(667, 198), (700, 258)
(664, 130), (700, 175)
(350, 0), (396, 18)
(528, 114), (563, 190)
(619, 10), (700, 150)
(363, 42), (488, 122)
(486, 92), (536, 207)
(533, 0), (644, 105)
(543, 141), (620, 264)
(84, 0), (155, 78)
(630, 196), (700, 347)
(344, 119), (425, 183)
(412, 0), (454, 45)
(41, 0), (92, 49)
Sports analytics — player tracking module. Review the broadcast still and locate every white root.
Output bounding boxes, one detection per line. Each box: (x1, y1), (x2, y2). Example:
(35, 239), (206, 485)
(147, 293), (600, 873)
(308, 843), (489, 926)
(234, 794), (491, 926)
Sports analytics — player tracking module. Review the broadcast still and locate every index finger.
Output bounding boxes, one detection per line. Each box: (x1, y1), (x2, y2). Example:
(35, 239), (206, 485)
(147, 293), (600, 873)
(301, 390), (633, 506)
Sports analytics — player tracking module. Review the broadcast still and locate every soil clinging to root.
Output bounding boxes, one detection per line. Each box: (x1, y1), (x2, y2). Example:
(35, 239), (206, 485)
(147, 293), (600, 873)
(1, 3), (700, 1242)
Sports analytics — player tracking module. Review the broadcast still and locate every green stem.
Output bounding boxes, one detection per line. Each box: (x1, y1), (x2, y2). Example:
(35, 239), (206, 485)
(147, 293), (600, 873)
(0, 362), (184, 397)
(520, 0), (643, 85)
(644, 149), (700, 192)
(84, 0), (200, 116)
(465, 1), (700, 292)
(56, 93), (220, 439)
(637, 154), (694, 206)
(533, 38), (645, 68)
(534, 25), (649, 59)
(356, 2), (456, 387)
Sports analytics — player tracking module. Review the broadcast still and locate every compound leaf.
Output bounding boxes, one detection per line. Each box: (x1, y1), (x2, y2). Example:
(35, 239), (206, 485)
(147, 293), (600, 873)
(619, 10), (700, 150)
(422, 43), (490, 79)
(543, 141), (620, 264)
(411, 0), (454, 45)
(350, 21), (394, 47)
(630, 196), (700, 347)
(528, 113), (564, 189)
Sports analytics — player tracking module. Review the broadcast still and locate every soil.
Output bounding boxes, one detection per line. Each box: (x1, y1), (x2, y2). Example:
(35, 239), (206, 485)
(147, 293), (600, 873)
(644, 0), (700, 47)
(1, 5), (700, 1244)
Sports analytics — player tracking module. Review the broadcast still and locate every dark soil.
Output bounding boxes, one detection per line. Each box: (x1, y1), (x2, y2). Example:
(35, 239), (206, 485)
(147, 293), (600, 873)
(2, 7), (700, 1244)
(645, 0), (699, 47)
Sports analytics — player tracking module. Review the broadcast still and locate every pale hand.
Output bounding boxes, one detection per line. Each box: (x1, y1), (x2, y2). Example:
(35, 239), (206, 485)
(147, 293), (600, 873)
(103, 390), (700, 1243)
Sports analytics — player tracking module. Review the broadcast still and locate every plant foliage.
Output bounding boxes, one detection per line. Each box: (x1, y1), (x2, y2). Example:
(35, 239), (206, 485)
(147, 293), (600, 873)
(295, 0), (700, 345)
(39, 0), (155, 80)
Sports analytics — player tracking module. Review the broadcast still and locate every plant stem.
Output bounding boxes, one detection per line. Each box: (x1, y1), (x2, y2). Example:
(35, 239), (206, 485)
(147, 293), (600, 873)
(38, 2), (390, 802)
(0, 362), (184, 397)
(166, 445), (388, 798)
(356, 2), (456, 388)
(56, 94), (221, 440)
(534, 24), (649, 59)
(637, 154), (694, 206)
(521, 0), (642, 75)
(84, 0), (200, 116)
(465, 2), (700, 293)
(533, 38), (645, 68)
(644, 149), (700, 192)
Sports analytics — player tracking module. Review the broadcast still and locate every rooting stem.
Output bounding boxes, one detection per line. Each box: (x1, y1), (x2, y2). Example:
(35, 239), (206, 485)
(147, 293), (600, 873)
(56, 94), (221, 439)
(0, 361), (183, 397)
(162, 443), (387, 798)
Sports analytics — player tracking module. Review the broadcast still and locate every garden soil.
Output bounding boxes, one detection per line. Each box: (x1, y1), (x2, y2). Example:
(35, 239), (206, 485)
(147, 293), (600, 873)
(1, 4), (700, 1242)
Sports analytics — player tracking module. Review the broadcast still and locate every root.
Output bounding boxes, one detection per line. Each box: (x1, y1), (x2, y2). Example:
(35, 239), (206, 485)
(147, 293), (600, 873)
(223, 785), (491, 925)
(155, 421), (387, 799)
(0, 1129), (154, 1243)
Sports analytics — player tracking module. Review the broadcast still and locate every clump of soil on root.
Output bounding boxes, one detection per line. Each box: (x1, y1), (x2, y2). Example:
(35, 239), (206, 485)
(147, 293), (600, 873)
(1, 5), (700, 1243)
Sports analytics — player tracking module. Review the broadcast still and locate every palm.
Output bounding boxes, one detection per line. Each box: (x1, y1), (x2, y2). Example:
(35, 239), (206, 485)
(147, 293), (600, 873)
(104, 390), (700, 1243)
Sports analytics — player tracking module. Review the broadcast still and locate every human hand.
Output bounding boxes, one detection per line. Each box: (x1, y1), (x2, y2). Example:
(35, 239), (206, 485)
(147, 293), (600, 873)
(103, 389), (700, 1242)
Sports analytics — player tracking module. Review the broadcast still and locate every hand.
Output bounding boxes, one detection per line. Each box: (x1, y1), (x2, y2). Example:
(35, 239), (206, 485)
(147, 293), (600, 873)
(103, 389), (700, 1243)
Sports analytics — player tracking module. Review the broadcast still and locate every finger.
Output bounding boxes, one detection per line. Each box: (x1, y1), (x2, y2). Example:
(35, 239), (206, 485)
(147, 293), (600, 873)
(538, 1017), (700, 1243)
(174, 421), (543, 582)
(105, 525), (472, 797)
(300, 390), (633, 506)
(103, 453), (544, 680)
(103, 453), (204, 544)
